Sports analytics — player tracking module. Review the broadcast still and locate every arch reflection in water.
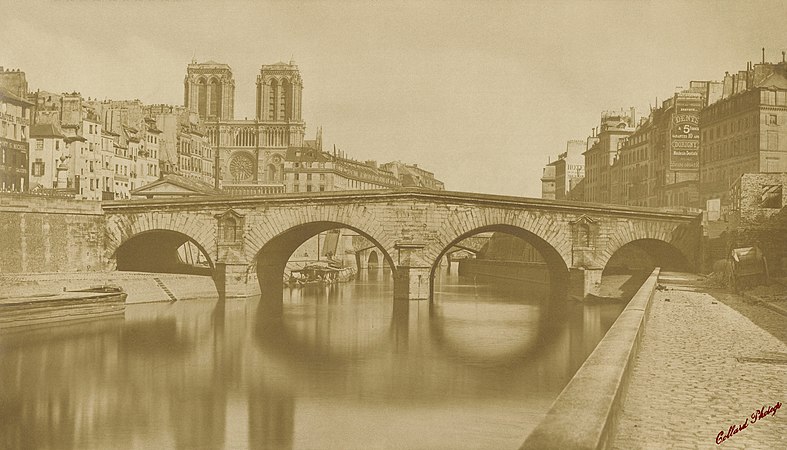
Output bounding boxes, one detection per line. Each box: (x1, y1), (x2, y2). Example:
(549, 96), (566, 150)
(1, 266), (624, 449)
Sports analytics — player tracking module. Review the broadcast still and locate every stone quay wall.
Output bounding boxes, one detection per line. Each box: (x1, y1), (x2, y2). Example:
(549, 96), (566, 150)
(0, 194), (109, 273)
(520, 267), (660, 450)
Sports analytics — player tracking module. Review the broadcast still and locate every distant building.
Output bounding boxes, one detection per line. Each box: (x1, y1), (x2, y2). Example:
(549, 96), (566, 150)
(699, 60), (787, 215)
(379, 160), (445, 190)
(583, 109), (637, 203)
(541, 140), (585, 200)
(283, 142), (401, 193)
(28, 123), (66, 190)
(608, 81), (716, 208)
(610, 114), (654, 207)
(0, 70), (32, 191)
(0, 66), (28, 99)
(540, 164), (555, 199)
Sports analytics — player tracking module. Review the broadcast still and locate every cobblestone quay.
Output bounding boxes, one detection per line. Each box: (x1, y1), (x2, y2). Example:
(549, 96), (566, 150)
(612, 272), (787, 449)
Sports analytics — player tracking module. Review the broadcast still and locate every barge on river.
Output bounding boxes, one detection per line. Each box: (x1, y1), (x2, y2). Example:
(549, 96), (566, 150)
(286, 262), (357, 287)
(0, 286), (127, 330)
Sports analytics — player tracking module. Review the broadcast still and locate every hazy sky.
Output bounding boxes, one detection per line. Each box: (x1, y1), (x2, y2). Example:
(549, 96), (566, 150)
(2, 0), (786, 196)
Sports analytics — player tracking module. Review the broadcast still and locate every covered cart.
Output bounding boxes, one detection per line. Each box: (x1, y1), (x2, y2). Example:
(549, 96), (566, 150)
(728, 246), (769, 293)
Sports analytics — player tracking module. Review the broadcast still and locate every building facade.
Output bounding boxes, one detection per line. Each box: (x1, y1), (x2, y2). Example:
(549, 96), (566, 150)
(611, 114), (654, 207)
(582, 109), (637, 203)
(544, 140), (585, 201)
(283, 143), (402, 193)
(379, 161), (445, 190)
(0, 68), (31, 192)
(540, 164), (556, 199)
(699, 61), (787, 214)
(28, 123), (66, 190)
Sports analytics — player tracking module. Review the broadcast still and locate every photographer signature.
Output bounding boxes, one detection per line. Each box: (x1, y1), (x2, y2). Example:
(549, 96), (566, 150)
(716, 401), (781, 445)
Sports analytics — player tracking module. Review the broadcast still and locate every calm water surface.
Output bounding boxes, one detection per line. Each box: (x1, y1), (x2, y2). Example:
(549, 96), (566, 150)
(0, 268), (624, 449)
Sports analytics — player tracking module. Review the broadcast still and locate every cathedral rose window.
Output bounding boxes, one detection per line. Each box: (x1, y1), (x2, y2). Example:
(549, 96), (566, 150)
(229, 153), (254, 181)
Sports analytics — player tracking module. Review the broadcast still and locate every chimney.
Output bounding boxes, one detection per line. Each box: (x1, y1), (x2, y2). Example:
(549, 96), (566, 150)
(762, 47), (766, 64)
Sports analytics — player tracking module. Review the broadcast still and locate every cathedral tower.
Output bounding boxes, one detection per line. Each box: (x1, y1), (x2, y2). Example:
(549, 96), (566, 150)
(255, 60), (305, 147)
(184, 60), (235, 122)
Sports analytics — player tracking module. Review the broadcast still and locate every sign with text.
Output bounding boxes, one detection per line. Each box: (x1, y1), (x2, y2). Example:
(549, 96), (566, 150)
(669, 95), (702, 170)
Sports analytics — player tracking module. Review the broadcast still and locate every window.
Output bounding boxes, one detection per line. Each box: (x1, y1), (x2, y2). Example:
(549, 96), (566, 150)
(36, 139), (43, 150)
(767, 131), (778, 151)
(306, 184), (312, 192)
(769, 114), (778, 126)
(32, 159), (44, 176)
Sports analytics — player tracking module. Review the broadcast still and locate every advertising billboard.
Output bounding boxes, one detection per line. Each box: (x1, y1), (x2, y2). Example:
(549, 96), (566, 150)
(669, 93), (703, 170)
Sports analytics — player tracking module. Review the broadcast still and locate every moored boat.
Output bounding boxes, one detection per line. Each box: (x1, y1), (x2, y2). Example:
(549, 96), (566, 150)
(286, 262), (356, 287)
(0, 286), (127, 330)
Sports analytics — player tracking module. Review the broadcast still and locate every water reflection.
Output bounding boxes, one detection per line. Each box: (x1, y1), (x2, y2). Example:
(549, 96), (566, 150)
(0, 268), (624, 449)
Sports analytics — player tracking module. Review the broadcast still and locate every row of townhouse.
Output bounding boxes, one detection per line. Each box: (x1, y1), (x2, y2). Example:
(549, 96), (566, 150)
(543, 55), (787, 217)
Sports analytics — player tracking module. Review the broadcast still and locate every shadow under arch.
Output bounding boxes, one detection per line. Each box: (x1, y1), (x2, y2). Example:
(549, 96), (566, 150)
(114, 229), (215, 276)
(429, 224), (571, 302)
(604, 238), (692, 274)
(255, 221), (397, 316)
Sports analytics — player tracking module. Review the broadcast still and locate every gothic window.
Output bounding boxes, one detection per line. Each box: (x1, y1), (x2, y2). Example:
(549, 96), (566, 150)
(209, 79), (221, 118)
(269, 79), (279, 121)
(229, 153), (254, 182)
(282, 78), (292, 121)
(266, 164), (278, 183)
(197, 78), (207, 118)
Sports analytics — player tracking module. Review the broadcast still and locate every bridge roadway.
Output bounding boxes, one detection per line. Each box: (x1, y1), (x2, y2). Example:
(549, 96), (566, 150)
(101, 188), (701, 304)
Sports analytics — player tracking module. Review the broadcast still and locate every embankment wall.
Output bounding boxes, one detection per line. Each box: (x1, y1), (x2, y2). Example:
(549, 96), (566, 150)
(0, 194), (108, 273)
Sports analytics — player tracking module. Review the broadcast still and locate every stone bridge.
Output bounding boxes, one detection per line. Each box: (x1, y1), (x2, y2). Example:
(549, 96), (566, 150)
(101, 189), (701, 304)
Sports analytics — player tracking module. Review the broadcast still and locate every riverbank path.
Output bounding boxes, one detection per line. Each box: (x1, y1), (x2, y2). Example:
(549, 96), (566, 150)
(611, 272), (787, 450)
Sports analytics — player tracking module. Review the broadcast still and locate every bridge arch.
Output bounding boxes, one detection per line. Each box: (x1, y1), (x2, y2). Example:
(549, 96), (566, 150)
(253, 221), (397, 312)
(429, 224), (570, 300)
(105, 213), (217, 268)
(604, 238), (691, 274)
(428, 208), (572, 272)
(599, 223), (695, 272)
(367, 249), (380, 269)
(113, 229), (214, 276)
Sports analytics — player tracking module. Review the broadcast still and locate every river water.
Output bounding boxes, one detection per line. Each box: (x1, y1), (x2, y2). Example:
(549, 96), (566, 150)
(0, 268), (624, 449)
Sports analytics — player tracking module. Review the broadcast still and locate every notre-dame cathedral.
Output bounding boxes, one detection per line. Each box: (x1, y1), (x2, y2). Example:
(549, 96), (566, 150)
(184, 59), (307, 191)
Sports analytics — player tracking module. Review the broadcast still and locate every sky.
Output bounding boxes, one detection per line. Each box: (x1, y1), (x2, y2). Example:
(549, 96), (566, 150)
(2, 0), (787, 197)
